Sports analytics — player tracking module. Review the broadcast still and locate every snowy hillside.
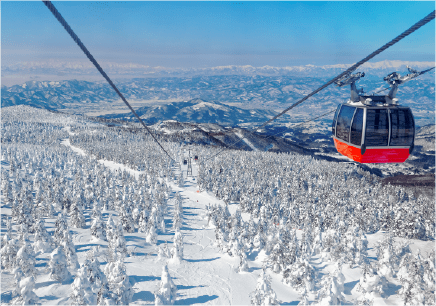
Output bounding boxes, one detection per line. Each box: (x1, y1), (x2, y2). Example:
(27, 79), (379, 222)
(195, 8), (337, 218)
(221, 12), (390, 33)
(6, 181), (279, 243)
(103, 99), (280, 126)
(2, 60), (435, 80)
(1, 105), (435, 305)
(2, 68), (434, 126)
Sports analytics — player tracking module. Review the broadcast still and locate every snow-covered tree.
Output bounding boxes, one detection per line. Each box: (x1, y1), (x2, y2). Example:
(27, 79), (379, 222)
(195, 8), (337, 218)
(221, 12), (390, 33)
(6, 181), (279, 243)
(15, 240), (36, 278)
(238, 252), (249, 273)
(138, 209), (149, 234)
(11, 276), (39, 305)
(250, 269), (281, 306)
(170, 230), (184, 263)
(33, 219), (54, 254)
(397, 251), (431, 305)
(1, 237), (19, 271)
(106, 214), (117, 243)
(146, 219), (158, 245)
(283, 257), (315, 293)
(317, 272), (346, 305)
(104, 258), (133, 305)
(61, 230), (80, 269)
(54, 212), (68, 244)
(82, 251), (108, 295)
(12, 266), (25, 299)
(71, 264), (96, 305)
(69, 198), (86, 228)
(47, 246), (71, 282)
(91, 211), (106, 240)
(354, 261), (385, 303)
(154, 265), (177, 305)
(120, 204), (135, 233)
(108, 223), (128, 262)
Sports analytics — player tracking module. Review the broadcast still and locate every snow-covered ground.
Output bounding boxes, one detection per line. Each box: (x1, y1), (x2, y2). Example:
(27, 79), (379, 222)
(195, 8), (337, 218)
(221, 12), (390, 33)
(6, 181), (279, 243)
(2, 148), (434, 304)
(1, 106), (434, 305)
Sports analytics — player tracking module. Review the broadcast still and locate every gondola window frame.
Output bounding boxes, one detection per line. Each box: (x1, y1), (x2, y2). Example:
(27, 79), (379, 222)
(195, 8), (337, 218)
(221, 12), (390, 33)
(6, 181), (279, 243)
(389, 108), (415, 146)
(332, 104), (342, 137)
(336, 105), (356, 143)
(365, 108), (390, 146)
(350, 107), (364, 146)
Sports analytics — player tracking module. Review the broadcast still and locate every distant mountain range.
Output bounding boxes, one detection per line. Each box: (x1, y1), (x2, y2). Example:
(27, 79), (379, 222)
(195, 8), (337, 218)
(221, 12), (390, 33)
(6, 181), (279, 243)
(3, 60), (434, 78)
(103, 99), (280, 126)
(2, 60), (436, 77)
(2, 71), (434, 126)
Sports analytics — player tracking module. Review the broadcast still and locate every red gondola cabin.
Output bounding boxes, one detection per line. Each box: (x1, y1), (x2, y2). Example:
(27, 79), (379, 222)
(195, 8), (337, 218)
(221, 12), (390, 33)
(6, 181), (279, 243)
(332, 100), (414, 163)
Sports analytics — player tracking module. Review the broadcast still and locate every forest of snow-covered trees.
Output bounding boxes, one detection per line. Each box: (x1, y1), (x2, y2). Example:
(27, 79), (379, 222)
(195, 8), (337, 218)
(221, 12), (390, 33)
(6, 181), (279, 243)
(1, 105), (435, 305)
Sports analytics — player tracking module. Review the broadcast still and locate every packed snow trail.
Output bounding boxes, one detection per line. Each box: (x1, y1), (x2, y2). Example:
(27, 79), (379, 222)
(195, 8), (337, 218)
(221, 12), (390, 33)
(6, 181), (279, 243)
(55, 142), (300, 304)
(129, 160), (301, 305)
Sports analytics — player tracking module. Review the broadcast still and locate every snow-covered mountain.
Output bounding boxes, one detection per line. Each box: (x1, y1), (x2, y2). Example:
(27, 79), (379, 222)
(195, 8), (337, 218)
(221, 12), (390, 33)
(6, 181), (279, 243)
(2, 60), (434, 78)
(103, 99), (280, 126)
(2, 72), (434, 126)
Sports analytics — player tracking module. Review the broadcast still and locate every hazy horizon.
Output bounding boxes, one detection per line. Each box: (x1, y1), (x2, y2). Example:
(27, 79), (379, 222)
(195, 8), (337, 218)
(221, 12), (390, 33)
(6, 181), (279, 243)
(2, 1), (435, 70)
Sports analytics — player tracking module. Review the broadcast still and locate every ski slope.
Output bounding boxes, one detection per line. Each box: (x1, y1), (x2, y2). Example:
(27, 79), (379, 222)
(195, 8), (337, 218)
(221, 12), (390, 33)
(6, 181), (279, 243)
(1, 128), (435, 305)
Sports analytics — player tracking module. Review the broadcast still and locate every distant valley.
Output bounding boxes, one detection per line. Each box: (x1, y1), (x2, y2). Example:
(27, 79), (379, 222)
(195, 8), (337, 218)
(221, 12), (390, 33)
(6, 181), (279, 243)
(1, 71), (435, 126)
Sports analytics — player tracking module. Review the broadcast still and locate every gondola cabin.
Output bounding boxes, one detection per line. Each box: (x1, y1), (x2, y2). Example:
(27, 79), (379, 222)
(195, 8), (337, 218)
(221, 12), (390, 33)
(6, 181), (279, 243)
(329, 68), (429, 164)
(183, 160), (188, 165)
(332, 99), (414, 163)
(194, 156), (198, 161)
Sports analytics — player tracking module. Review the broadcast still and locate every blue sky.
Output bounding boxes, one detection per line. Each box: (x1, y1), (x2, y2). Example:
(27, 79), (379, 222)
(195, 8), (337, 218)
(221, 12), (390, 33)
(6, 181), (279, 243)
(2, 1), (435, 68)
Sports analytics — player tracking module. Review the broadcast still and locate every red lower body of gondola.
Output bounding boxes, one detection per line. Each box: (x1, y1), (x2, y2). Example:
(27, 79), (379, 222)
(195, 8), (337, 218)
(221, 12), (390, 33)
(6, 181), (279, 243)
(333, 138), (410, 163)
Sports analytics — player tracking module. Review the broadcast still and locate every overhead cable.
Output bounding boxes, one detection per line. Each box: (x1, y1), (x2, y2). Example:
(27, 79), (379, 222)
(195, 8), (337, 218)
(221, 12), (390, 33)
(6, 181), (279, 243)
(205, 10), (435, 162)
(42, 0), (176, 163)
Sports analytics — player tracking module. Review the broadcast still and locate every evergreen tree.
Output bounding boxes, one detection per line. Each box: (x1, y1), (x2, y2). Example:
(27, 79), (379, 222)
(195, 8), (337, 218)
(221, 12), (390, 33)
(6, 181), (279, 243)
(33, 218), (54, 254)
(154, 265), (177, 305)
(171, 230), (184, 264)
(282, 257), (315, 293)
(105, 258), (133, 305)
(120, 204), (135, 233)
(146, 219), (158, 245)
(83, 251), (108, 295)
(11, 265), (24, 297)
(317, 272), (346, 305)
(54, 212), (68, 244)
(108, 223), (128, 262)
(138, 209), (149, 233)
(1, 237), (18, 271)
(397, 252), (429, 305)
(61, 230), (80, 269)
(15, 240), (36, 278)
(91, 211), (107, 241)
(354, 261), (385, 302)
(11, 276), (39, 305)
(71, 264), (96, 305)
(106, 214), (117, 243)
(47, 246), (71, 282)
(69, 198), (86, 228)
(238, 252), (249, 273)
(250, 269), (280, 306)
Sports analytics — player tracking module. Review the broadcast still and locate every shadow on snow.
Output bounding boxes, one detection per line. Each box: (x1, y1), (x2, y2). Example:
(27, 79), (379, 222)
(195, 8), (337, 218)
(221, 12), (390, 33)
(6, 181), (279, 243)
(185, 257), (220, 263)
(174, 294), (218, 305)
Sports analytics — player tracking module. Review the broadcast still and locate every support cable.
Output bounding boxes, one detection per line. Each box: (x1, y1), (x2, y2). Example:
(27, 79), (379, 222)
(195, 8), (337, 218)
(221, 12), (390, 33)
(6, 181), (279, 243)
(43, 0), (176, 162)
(204, 10), (435, 162)
(263, 109), (336, 142)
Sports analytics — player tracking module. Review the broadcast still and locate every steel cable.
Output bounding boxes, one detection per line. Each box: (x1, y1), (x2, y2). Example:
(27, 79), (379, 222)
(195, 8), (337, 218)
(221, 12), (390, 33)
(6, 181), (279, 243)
(43, 1), (176, 162)
(204, 10), (435, 162)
